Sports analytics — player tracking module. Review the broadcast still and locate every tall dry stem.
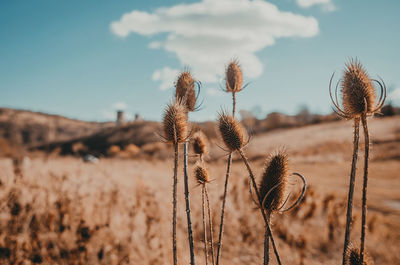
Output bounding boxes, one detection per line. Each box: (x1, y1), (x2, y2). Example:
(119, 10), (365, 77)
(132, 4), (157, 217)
(173, 143), (179, 265)
(342, 117), (360, 265)
(216, 152), (232, 265)
(163, 100), (188, 265)
(360, 114), (369, 264)
(264, 225), (270, 265)
(238, 149), (282, 265)
(201, 186), (209, 265)
(183, 141), (195, 265)
(216, 61), (240, 265)
(205, 186), (215, 265)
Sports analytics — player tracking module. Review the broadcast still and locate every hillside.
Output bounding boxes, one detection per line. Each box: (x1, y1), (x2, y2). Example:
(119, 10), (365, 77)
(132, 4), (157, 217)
(0, 108), (113, 156)
(0, 115), (399, 264)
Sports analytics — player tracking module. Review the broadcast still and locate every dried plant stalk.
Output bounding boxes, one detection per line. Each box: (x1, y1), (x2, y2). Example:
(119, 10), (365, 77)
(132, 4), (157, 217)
(216, 152), (232, 265)
(342, 118), (360, 265)
(202, 186), (209, 265)
(172, 143), (178, 265)
(238, 149), (282, 265)
(360, 114), (369, 264)
(183, 141), (195, 265)
(216, 63), (241, 264)
(205, 186), (215, 265)
(263, 225), (270, 265)
(195, 163), (214, 265)
(163, 101), (188, 265)
(259, 152), (288, 265)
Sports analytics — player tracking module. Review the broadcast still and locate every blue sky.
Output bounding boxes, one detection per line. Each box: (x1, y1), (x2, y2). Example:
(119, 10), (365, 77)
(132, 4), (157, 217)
(1, 0), (399, 122)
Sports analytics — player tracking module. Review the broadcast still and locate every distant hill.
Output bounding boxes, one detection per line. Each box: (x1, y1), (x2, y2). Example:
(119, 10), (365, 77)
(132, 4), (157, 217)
(1, 105), (398, 158)
(0, 108), (113, 156)
(34, 120), (161, 157)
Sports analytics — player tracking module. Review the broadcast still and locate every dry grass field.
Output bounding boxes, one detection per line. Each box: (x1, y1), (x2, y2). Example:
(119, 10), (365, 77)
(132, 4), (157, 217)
(0, 116), (399, 264)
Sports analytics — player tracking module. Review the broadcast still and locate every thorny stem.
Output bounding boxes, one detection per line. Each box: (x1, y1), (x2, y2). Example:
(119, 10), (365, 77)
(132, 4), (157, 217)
(360, 114), (369, 264)
(238, 149), (282, 265)
(215, 153), (232, 265)
(183, 141), (196, 265)
(205, 186), (215, 265)
(216, 92), (236, 265)
(232, 92), (236, 117)
(264, 224), (270, 265)
(173, 143), (178, 265)
(342, 117), (360, 265)
(202, 186), (209, 265)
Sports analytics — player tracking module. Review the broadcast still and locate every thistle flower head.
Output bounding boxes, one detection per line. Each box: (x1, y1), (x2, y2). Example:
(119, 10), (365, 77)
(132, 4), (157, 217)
(342, 60), (375, 117)
(218, 111), (245, 151)
(225, 60), (243, 93)
(162, 100), (188, 144)
(330, 59), (386, 119)
(192, 130), (208, 156)
(259, 151), (288, 213)
(345, 246), (372, 265)
(175, 71), (196, 112)
(194, 164), (210, 185)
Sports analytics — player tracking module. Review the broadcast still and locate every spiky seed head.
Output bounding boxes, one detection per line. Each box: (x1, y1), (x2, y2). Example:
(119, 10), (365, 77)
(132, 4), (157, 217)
(259, 151), (288, 213)
(342, 59), (376, 117)
(218, 111), (245, 151)
(162, 100), (188, 144)
(225, 60), (243, 93)
(194, 164), (210, 185)
(345, 246), (372, 265)
(175, 71), (196, 112)
(192, 130), (208, 156)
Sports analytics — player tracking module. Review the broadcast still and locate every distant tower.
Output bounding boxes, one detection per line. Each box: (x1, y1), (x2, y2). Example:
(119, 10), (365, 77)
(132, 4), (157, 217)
(116, 110), (124, 125)
(134, 113), (142, 122)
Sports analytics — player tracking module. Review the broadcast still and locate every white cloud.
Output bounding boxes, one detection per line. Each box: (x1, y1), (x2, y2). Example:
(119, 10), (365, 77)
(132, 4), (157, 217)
(206, 87), (223, 96)
(388, 88), (400, 101)
(296, 0), (336, 12)
(152, 67), (180, 90)
(148, 41), (162, 49)
(111, 0), (319, 89)
(112, 102), (128, 110)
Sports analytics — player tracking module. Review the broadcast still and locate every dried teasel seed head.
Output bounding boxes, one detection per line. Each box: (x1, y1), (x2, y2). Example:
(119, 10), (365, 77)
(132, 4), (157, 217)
(342, 59), (376, 117)
(162, 100), (188, 144)
(259, 151), (288, 213)
(218, 111), (245, 151)
(194, 164), (210, 185)
(225, 60), (243, 93)
(175, 71), (196, 112)
(345, 246), (372, 265)
(192, 130), (208, 156)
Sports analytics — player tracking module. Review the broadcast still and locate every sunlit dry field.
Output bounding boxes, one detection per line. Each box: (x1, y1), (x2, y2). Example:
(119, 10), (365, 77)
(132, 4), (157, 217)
(0, 117), (399, 264)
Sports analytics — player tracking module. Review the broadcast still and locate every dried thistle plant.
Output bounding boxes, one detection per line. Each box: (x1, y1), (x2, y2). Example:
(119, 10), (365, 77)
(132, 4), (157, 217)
(225, 60), (243, 116)
(163, 100), (188, 145)
(258, 151), (306, 265)
(217, 111), (282, 265)
(217, 112), (246, 151)
(194, 164), (215, 265)
(192, 130), (208, 162)
(174, 71), (200, 265)
(259, 152), (288, 214)
(330, 58), (386, 264)
(345, 245), (372, 265)
(176, 71), (197, 112)
(216, 59), (244, 265)
(162, 100), (188, 265)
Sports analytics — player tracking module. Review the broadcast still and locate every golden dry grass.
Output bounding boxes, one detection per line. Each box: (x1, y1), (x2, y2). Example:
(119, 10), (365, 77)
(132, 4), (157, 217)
(0, 116), (399, 264)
